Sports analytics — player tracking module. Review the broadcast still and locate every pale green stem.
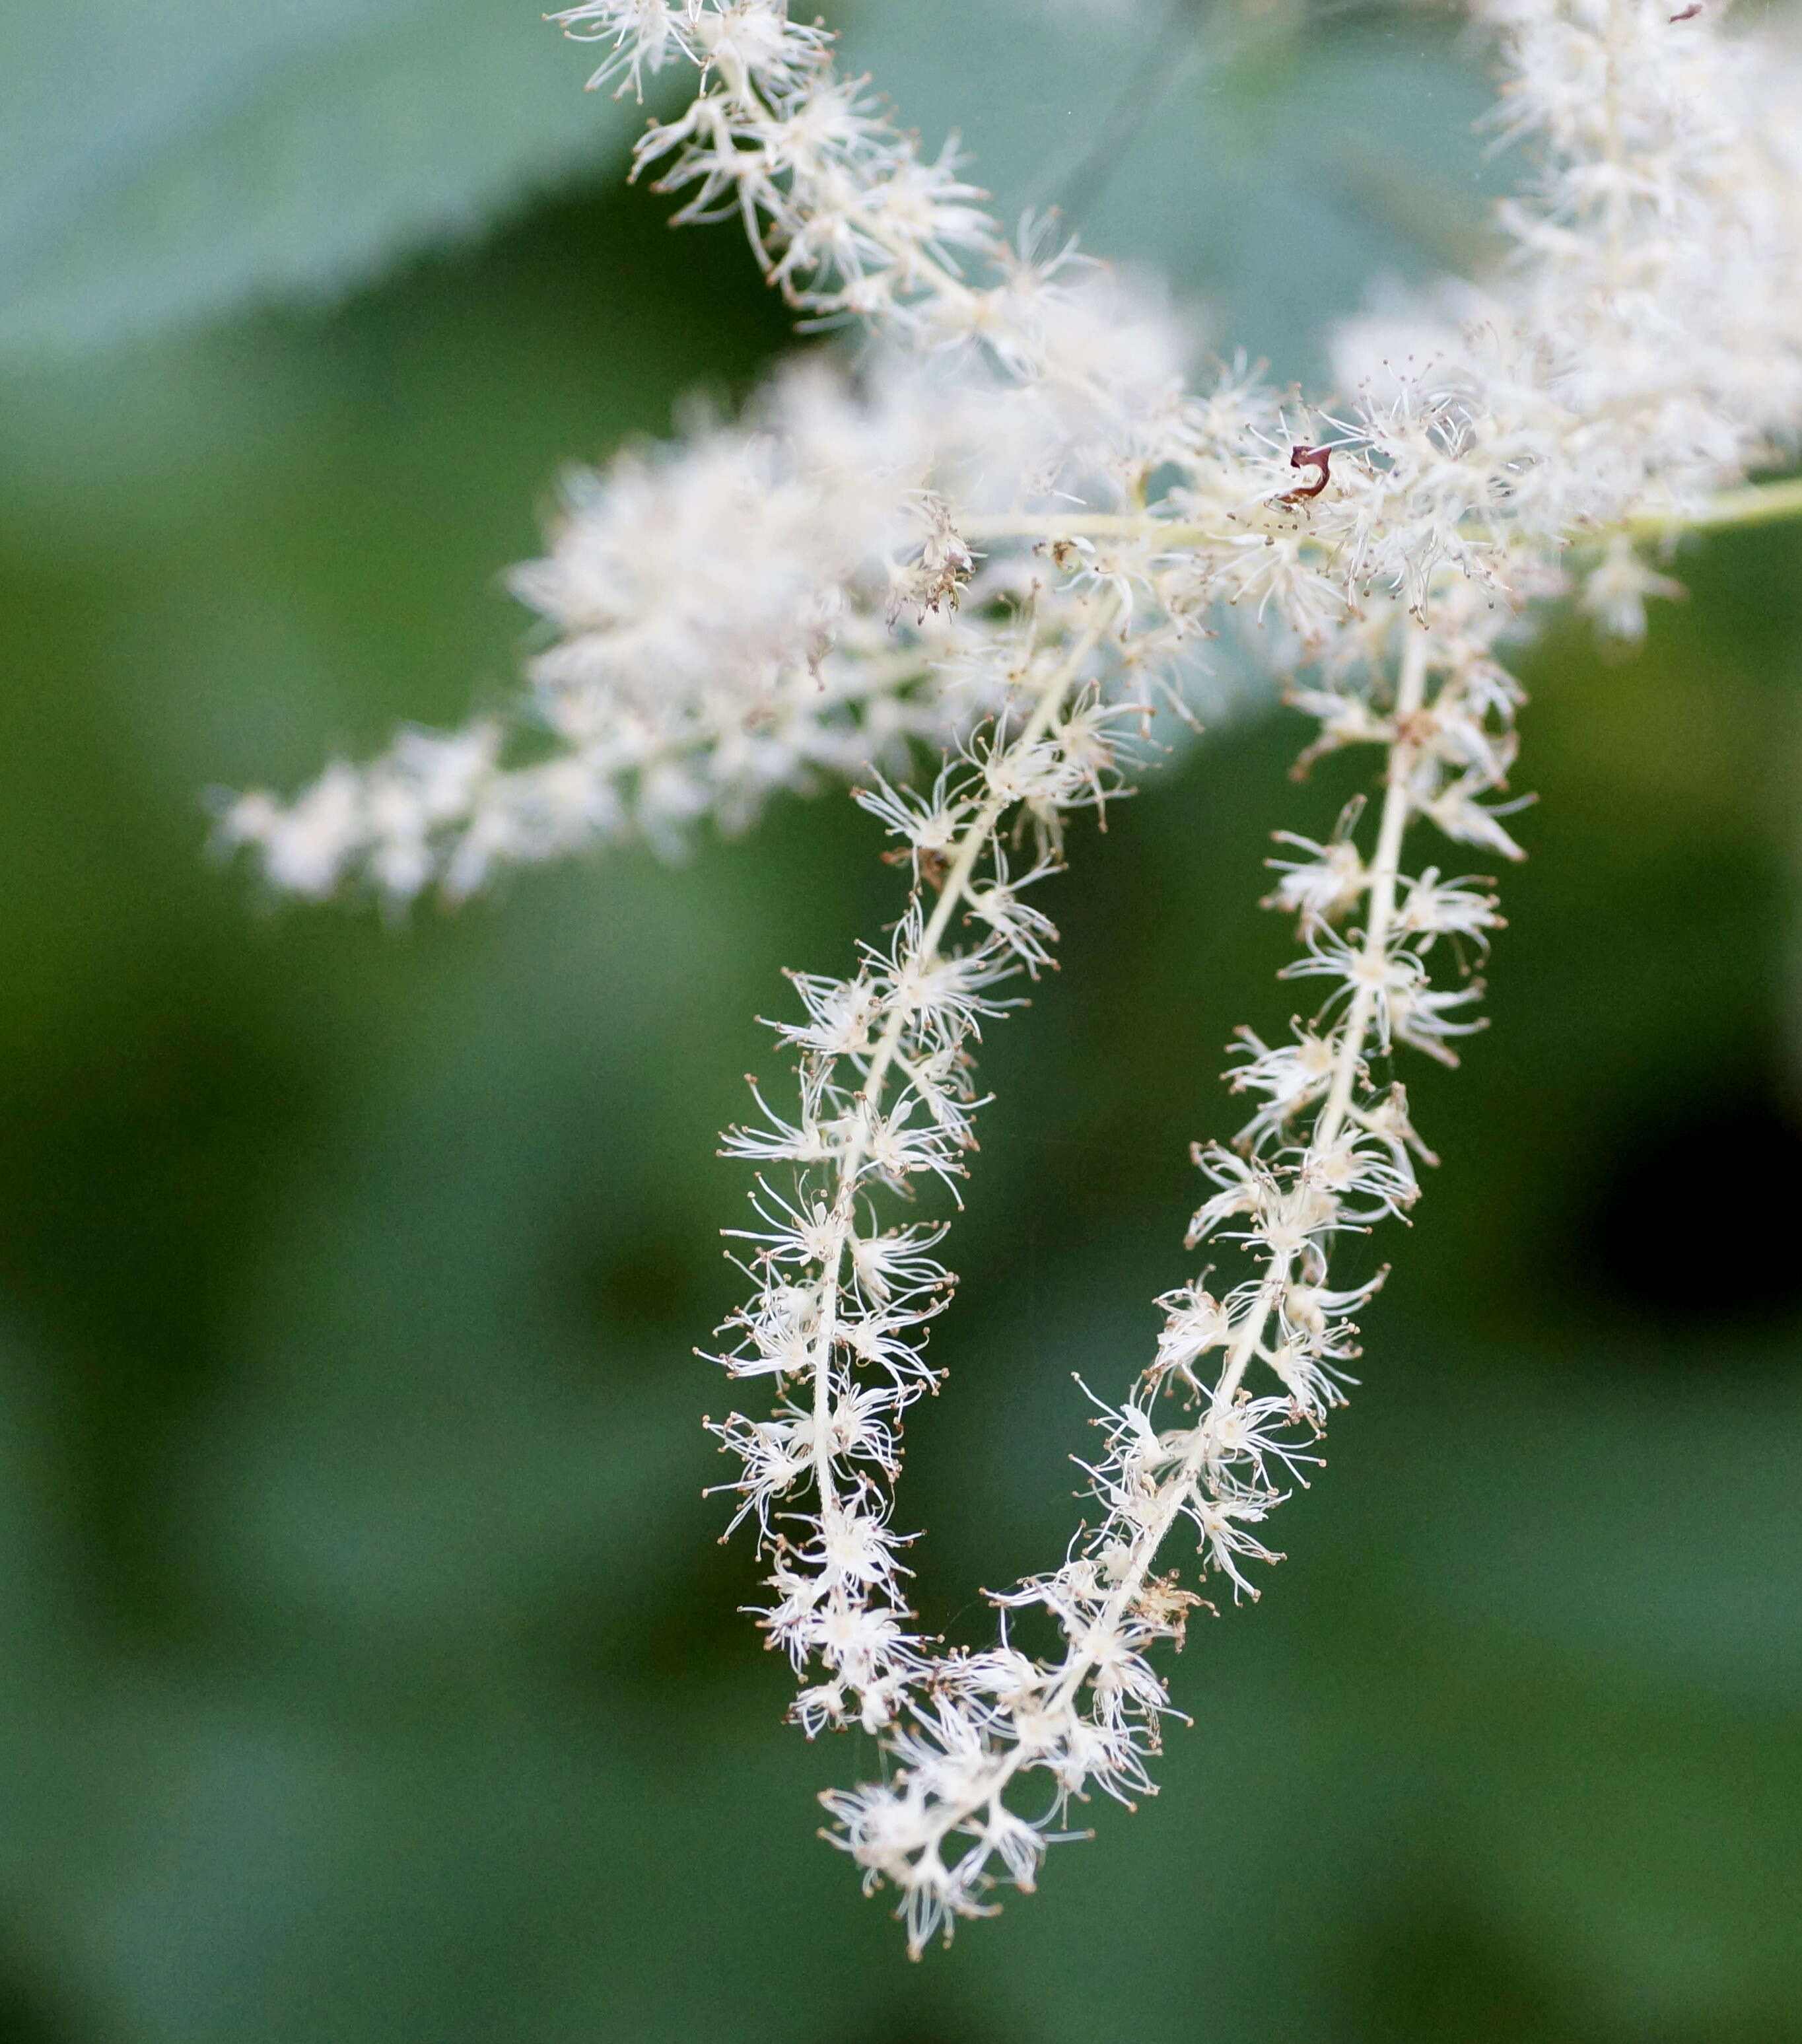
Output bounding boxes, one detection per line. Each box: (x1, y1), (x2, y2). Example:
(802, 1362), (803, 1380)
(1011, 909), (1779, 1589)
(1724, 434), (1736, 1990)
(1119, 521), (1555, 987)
(963, 476), (1802, 553)
(1626, 475), (1802, 538)
(1313, 630), (1431, 1152)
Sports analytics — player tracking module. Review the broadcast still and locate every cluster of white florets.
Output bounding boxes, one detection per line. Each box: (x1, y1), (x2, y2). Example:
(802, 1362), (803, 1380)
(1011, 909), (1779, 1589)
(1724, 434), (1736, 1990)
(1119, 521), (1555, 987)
(1492, 0), (1802, 476)
(222, 0), (1802, 1956)
(223, 0), (1802, 913)
(809, 585), (1521, 1950)
(1333, 0), (1802, 623)
(218, 364), (988, 903)
(706, 596), (1126, 1737)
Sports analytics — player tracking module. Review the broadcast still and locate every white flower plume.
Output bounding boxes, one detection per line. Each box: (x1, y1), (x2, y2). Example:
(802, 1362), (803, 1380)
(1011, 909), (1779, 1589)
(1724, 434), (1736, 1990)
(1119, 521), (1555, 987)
(221, 0), (1802, 1955)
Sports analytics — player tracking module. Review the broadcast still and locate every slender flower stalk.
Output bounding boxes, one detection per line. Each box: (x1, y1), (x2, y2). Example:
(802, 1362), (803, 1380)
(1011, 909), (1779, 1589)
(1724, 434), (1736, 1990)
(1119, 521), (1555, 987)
(222, 0), (1802, 1955)
(964, 470), (1802, 549)
(1627, 472), (1802, 537)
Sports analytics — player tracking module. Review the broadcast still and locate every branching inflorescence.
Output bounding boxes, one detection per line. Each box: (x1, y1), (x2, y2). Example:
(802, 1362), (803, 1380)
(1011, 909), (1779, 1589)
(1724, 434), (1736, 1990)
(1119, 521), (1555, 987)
(223, 0), (1802, 1954)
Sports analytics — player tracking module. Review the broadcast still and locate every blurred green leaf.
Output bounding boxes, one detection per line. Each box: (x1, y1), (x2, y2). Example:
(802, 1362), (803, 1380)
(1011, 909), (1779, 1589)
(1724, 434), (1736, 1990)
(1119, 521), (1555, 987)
(837, 0), (1503, 377)
(0, 0), (1504, 370)
(0, 0), (632, 354)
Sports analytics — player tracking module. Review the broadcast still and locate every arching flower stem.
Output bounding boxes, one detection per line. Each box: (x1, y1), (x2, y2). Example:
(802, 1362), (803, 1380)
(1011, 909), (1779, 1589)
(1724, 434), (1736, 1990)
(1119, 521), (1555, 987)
(1313, 629), (1431, 1148)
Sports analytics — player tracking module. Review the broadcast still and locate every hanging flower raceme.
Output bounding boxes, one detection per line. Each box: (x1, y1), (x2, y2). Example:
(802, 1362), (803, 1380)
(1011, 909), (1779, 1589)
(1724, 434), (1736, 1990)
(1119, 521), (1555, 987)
(223, 0), (1802, 1954)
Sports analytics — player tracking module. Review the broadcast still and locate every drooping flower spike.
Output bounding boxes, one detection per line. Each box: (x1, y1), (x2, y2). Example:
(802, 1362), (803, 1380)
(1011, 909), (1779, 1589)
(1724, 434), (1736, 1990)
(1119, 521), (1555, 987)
(225, 0), (1802, 1954)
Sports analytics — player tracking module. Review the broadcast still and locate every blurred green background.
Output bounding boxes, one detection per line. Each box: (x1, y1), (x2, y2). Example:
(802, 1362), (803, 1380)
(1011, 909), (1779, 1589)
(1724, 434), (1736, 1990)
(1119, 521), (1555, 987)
(1, 2), (1799, 2039)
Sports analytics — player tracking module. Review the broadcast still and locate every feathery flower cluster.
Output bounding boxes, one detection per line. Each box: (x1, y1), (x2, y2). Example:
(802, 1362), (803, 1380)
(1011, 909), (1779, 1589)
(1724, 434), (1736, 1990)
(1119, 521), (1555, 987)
(817, 602), (1517, 1948)
(224, 0), (1802, 1954)
(562, 0), (990, 338)
(219, 369), (991, 902)
(708, 598), (1123, 1739)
